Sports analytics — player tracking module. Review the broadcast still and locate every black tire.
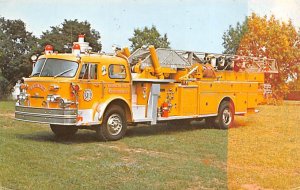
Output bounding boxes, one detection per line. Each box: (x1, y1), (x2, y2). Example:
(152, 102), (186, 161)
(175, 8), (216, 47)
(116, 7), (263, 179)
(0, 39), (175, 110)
(50, 124), (78, 137)
(167, 119), (190, 127)
(96, 105), (127, 141)
(215, 101), (234, 129)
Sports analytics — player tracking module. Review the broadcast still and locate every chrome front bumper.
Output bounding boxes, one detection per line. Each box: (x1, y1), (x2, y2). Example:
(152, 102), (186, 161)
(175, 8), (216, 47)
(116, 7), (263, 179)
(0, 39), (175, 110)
(15, 106), (77, 125)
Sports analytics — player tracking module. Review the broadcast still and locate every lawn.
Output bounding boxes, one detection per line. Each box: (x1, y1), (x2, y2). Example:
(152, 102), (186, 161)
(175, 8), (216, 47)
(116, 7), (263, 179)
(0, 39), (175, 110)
(1, 101), (299, 190)
(228, 101), (300, 190)
(0, 101), (227, 190)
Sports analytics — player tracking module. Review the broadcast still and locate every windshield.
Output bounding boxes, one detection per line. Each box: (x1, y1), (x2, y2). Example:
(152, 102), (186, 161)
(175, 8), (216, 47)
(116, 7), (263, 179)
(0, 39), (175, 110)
(31, 58), (78, 77)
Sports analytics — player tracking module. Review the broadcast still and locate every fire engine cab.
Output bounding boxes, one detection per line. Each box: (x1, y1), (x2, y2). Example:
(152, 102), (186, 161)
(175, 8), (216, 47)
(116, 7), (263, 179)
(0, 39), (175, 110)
(15, 35), (278, 141)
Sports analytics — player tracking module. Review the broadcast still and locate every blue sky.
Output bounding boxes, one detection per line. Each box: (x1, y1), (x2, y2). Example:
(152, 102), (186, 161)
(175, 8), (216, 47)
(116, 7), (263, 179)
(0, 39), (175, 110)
(0, 0), (299, 53)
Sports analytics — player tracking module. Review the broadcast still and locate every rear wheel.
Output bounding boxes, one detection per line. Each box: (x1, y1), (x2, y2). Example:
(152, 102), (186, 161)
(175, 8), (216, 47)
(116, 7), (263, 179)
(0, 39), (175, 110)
(50, 124), (78, 137)
(205, 101), (234, 129)
(215, 101), (234, 129)
(96, 105), (127, 141)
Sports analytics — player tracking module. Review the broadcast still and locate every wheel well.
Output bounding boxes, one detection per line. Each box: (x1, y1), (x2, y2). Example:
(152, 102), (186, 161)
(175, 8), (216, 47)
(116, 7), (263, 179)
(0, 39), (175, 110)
(105, 99), (132, 122)
(219, 97), (235, 113)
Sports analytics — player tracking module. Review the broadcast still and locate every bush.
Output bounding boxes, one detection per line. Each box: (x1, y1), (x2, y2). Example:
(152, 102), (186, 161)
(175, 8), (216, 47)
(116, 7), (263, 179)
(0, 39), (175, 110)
(0, 75), (11, 100)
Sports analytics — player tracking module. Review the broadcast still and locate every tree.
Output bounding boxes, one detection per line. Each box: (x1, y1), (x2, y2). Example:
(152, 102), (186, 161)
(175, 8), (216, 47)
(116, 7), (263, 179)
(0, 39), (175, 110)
(129, 25), (170, 52)
(39, 19), (101, 53)
(0, 17), (37, 99)
(222, 18), (248, 54)
(223, 13), (300, 97)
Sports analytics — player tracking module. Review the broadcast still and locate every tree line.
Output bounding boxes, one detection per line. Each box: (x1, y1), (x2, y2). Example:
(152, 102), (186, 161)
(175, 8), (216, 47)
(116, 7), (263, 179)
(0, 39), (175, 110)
(0, 14), (299, 99)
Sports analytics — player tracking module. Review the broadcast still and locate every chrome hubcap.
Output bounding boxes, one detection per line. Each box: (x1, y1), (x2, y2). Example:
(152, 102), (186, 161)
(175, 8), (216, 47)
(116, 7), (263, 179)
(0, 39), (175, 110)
(107, 114), (123, 136)
(222, 108), (232, 125)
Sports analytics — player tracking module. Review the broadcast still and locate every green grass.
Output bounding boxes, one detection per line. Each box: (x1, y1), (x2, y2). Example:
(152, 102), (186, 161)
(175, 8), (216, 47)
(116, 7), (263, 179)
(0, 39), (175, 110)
(0, 101), (15, 113)
(0, 101), (227, 190)
(228, 102), (300, 189)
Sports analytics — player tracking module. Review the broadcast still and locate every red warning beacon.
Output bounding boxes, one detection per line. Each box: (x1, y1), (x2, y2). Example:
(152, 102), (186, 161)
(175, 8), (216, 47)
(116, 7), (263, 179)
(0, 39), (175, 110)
(72, 44), (81, 56)
(44, 45), (54, 55)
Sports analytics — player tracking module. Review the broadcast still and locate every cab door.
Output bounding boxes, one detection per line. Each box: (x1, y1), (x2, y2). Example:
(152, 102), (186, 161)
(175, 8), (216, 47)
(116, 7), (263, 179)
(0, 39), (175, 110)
(77, 62), (102, 123)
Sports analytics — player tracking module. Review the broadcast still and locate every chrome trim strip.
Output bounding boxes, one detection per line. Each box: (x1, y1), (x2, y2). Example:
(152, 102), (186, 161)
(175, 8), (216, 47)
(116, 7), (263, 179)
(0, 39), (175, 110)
(235, 112), (246, 115)
(16, 105), (77, 111)
(133, 114), (218, 123)
(15, 118), (75, 126)
(133, 118), (152, 122)
(15, 111), (76, 119)
(16, 106), (77, 115)
(157, 114), (217, 121)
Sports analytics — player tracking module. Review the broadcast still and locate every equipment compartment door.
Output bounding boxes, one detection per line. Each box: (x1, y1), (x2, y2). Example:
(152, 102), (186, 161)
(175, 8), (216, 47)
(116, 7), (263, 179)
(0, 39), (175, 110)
(178, 86), (198, 116)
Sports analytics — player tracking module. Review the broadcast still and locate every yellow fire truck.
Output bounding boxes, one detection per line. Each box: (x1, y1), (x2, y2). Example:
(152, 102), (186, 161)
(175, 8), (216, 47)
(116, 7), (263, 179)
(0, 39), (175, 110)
(15, 35), (278, 141)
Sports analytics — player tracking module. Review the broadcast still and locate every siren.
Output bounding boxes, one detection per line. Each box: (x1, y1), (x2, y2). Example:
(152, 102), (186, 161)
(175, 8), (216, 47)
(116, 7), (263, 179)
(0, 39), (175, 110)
(72, 34), (91, 54)
(45, 45), (54, 55)
(72, 44), (81, 56)
(78, 34), (85, 43)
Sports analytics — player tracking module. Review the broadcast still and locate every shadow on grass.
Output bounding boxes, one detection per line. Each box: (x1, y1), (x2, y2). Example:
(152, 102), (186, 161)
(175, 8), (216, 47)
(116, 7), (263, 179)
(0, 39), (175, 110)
(17, 120), (224, 143)
(17, 130), (98, 144)
(126, 120), (214, 138)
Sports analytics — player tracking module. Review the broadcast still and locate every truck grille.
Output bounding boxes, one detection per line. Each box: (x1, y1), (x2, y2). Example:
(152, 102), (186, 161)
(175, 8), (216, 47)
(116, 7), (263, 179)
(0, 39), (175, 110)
(15, 106), (77, 125)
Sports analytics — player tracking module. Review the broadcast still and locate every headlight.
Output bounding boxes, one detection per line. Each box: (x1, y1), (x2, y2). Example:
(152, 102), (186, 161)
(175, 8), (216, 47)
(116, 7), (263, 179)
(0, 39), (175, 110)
(53, 95), (61, 101)
(46, 96), (51, 102)
(59, 98), (73, 108)
(50, 96), (55, 102)
(47, 95), (61, 102)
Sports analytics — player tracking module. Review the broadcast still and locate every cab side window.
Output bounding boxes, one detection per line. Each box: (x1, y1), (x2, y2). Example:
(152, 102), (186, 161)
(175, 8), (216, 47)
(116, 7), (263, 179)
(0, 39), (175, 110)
(79, 63), (98, 79)
(108, 64), (126, 79)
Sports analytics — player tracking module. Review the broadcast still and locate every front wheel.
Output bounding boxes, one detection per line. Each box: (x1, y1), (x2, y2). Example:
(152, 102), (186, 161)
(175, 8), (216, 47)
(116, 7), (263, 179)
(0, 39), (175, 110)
(96, 105), (127, 141)
(50, 124), (78, 137)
